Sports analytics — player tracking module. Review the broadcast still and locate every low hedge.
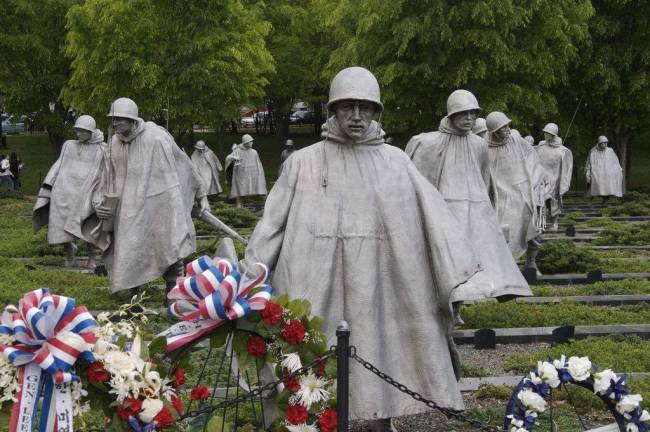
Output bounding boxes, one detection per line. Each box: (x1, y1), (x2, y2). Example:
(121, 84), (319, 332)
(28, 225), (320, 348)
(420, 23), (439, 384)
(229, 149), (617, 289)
(537, 241), (601, 273)
(594, 222), (650, 246)
(603, 201), (650, 216)
(459, 301), (650, 329)
(532, 279), (650, 297)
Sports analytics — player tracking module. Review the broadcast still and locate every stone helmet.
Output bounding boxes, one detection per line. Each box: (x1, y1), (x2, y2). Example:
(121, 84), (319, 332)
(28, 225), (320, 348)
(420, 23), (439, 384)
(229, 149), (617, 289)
(542, 123), (559, 137)
(285, 139), (294, 146)
(472, 118), (488, 135)
(195, 140), (207, 149)
(326, 66), (383, 112)
(241, 134), (254, 145)
(485, 111), (512, 132)
(107, 97), (139, 120)
(74, 115), (96, 132)
(447, 90), (480, 117)
(524, 135), (535, 144)
(597, 135), (608, 144)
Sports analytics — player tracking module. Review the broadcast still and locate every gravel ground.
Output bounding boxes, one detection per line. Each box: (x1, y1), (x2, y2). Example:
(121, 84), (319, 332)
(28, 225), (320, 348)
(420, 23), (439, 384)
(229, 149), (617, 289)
(457, 342), (550, 376)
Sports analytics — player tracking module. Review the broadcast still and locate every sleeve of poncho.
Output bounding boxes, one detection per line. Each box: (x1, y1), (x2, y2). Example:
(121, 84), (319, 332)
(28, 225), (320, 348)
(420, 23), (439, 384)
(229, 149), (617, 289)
(478, 142), (491, 192)
(244, 156), (297, 270)
(559, 148), (573, 195)
(584, 150), (593, 184)
(32, 142), (70, 231)
(212, 152), (223, 171)
(172, 142), (206, 200)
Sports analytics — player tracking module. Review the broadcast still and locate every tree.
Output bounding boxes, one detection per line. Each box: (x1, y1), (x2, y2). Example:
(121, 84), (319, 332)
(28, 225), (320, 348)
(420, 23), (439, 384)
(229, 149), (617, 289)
(63, 0), (274, 143)
(0, 0), (80, 151)
(559, 0), (650, 190)
(319, 0), (593, 133)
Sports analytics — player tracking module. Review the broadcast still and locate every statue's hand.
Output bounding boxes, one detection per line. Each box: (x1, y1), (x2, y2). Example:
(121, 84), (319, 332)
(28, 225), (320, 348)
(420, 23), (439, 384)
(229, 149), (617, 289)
(199, 196), (211, 215)
(95, 205), (112, 220)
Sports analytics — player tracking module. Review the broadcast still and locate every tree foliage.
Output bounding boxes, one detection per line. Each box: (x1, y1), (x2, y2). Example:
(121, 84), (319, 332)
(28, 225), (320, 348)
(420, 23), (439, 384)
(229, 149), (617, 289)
(63, 0), (274, 137)
(320, 0), (593, 132)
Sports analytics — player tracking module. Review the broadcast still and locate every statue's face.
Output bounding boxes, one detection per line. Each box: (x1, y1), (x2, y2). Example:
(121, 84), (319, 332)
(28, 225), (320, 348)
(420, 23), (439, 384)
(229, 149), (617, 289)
(449, 110), (478, 132)
(493, 125), (511, 141)
(243, 141), (253, 149)
(111, 116), (135, 136)
(75, 129), (92, 142)
(334, 99), (376, 140)
(544, 132), (555, 141)
(598, 141), (608, 150)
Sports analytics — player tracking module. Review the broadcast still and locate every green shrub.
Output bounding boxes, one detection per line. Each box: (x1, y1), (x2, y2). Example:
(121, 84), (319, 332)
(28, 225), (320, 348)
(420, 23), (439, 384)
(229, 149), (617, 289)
(474, 384), (512, 400)
(532, 279), (650, 297)
(460, 363), (489, 378)
(585, 217), (622, 228)
(621, 191), (650, 203)
(537, 241), (601, 273)
(599, 258), (650, 273)
(602, 201), (650, 216)
(460, 302), (650, 329)
(594, 222), (650, 246)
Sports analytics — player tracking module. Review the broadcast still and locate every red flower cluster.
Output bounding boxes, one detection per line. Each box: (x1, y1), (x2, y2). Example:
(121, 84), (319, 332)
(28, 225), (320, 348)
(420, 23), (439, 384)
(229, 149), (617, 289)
(173, 368), (186, 388)
(318, 408), (337, 432)
(314, 357), (326, 377)
(154, 406), (174, 429)
(170, 394), (184, 414)
(281, 320), (306, 345)
(282, 369), (300, 392)
(285, 404), (308, 424)
(86, 361), (110, 384)
(246, 335), (267, 359)
(261, 302), (283, 325)
(190, 386), (211, 401)
(116, 397), (143, 421)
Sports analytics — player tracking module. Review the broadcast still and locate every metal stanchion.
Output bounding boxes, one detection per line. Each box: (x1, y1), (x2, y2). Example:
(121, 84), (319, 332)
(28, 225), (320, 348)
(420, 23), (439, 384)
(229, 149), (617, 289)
(336, 320), (350, 432)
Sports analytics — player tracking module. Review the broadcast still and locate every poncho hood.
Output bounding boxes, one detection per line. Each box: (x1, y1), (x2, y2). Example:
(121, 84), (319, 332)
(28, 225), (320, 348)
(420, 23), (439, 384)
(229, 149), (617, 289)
(88, 129), (104, 145)
(115, 118), (146, 143)
(321, 117), (385, 146)
(438, 116), (472, 137)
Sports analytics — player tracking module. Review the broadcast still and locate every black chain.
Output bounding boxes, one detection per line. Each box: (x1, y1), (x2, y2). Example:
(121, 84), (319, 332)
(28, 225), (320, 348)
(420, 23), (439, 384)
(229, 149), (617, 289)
(178, 349), (336, 420)
(350, 348), (501, 432)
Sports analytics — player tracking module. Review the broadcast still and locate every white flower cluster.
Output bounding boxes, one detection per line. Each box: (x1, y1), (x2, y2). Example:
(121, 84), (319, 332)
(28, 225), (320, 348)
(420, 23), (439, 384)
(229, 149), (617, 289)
(0, 354), (20, 409)
(508, 355), (648, 432)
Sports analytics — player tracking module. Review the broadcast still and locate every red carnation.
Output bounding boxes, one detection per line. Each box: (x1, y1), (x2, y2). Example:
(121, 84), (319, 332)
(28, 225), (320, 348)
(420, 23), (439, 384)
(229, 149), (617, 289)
(173, 368), (186, 387)
(116, 397), (143, 420)
(154, 406), (174, 429)
(318, 408), (337, 432)
(281, 320), (306, 345)
(314, 358), (326, 377)
(285, 404), (309, 424)
(170, 394), (184, 414)
(190, 386), (211, 401)
(282, 369), (301, 392)
(261, 302), (283, 325)
(246, 335), (267, 359)
(87, 361), (110, 384)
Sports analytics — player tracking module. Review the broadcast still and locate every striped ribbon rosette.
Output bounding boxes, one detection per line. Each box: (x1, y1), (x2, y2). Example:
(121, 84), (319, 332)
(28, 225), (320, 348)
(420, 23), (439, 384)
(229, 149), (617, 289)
(161, 256), (272, 352)
(0, 288), (98, 432)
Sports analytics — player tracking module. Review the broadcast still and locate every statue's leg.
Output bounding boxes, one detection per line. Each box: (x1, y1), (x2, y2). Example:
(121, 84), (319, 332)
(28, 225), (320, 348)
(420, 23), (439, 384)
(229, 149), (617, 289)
(64, 242), (78, 267)
(162, 260), (184, 306)
(235, 197), (243, 208)
(525, 237), (542, 276)
(86, 242), (97, 269)
(602, 196), (609, 205)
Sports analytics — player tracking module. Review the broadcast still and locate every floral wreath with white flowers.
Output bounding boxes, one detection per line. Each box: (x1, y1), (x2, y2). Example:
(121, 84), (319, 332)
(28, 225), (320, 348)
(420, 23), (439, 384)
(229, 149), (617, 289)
(505, 355), (650, 432)
(230, 293), (338, 432)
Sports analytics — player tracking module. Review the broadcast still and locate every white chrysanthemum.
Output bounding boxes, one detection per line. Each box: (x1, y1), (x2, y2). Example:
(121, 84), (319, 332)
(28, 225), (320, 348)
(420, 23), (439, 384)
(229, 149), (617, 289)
(0, 355), (19, 407)
(286, 423), (318, 432)
(593, 369), (619, 396)
(115, 321), (134, 338)
(145, 370), (162, 393)
(296, 373), (330, 408)
(617, 394), (643, 414)
(139, 398), (164, 423)
(640, 410), (650, 421)
(537, 361), (560, 388)
(567, 356), (592, 382)
(518, 389), (547, 413)
(103, 351), (137, 375)
(281, 353), (302, 373)
(552, 355), (567, 370)
(108, 374), (133, 403)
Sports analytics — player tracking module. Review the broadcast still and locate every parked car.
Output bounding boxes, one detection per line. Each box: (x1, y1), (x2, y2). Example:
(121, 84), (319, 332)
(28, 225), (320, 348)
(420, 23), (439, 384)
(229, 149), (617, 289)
(289, 110), (316, 125)
(240, 116), (256, 127)
(1, 115), (25, 134)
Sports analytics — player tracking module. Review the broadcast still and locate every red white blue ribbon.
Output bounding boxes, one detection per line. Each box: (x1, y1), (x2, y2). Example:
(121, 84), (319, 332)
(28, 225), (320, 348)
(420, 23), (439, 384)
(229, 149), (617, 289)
(162, 256), (272, 352)
(0, 288), (98, 432)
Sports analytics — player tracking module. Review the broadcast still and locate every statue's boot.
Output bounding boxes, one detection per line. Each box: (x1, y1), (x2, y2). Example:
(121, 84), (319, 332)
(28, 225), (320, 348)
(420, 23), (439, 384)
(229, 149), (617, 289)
(524, 239), (542, 277)
(86, 242), (97, 269)
(235, 197), (243, 208)
(550, 215), (559, 231)
(163, 260), (184, 306)
(65, 242), (78, 267)
(601, 196), (610, 205)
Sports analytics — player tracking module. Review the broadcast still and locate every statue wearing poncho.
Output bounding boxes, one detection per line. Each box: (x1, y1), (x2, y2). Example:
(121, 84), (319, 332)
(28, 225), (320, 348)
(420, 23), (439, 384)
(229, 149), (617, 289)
(536, 123), (573, 229)
(585, 136), (623, 200)
(485, 112), (547, 274)
(245, 67), (479, 421)
(405, 91), (531, 303)
(191, 140), (223, 196)
(100, 104), (205, 292)
(225, 135), (267, 200)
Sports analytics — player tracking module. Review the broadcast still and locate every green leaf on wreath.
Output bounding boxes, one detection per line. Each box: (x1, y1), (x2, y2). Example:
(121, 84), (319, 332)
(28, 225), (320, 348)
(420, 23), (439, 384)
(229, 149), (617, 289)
(236, 350), (253, 372)
(112, 413), (126, 431)
(147, 335), (167, 356)
(305, 339), (327, 355)
(309, 316), (323, 332)
(210, 327), (230, 349)
(255, 324), (272, 338)
(287, 299), (303, 317)
(300, 300), (312, 318)
(325, 357), (337, 377)
(246, 310), (262, 323)
(206, 415), (232, 432)
(231, 330), (248, 354)
(276, 389), (290, 412)
(276, 293), (289, 307)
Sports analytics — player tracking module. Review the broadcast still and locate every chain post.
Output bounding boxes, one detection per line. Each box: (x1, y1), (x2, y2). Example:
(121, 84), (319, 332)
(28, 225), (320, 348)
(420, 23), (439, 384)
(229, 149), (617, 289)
(336, 320), (350, 432)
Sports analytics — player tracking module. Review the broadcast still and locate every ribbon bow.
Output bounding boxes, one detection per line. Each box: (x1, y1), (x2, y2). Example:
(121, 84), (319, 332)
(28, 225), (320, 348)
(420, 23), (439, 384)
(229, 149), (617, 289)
(162, 256), (272, 352)
(0, 288), (98, 432)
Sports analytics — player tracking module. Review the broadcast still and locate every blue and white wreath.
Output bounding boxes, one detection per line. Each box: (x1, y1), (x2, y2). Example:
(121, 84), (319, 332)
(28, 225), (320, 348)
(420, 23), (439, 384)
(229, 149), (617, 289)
(505, 355), (650, 432)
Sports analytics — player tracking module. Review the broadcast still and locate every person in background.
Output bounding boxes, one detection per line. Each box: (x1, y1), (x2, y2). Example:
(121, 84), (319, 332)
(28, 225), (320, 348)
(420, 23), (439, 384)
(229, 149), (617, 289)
(0, 154), (13, 190)
(9, 152), (23, 191)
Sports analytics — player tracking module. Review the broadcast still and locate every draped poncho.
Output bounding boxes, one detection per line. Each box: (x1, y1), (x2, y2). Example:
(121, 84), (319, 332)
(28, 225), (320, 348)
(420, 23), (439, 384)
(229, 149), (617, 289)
(245, 117), (480, 419)
(486, 130), (547, 259)
(225, 146), (267, 198)
(33, 130), (106, 245)
(535, 139), (573, 216)
(405, 118), (531, 301)
(585, 146), (623, 197)
(191, 147), (223, 196)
